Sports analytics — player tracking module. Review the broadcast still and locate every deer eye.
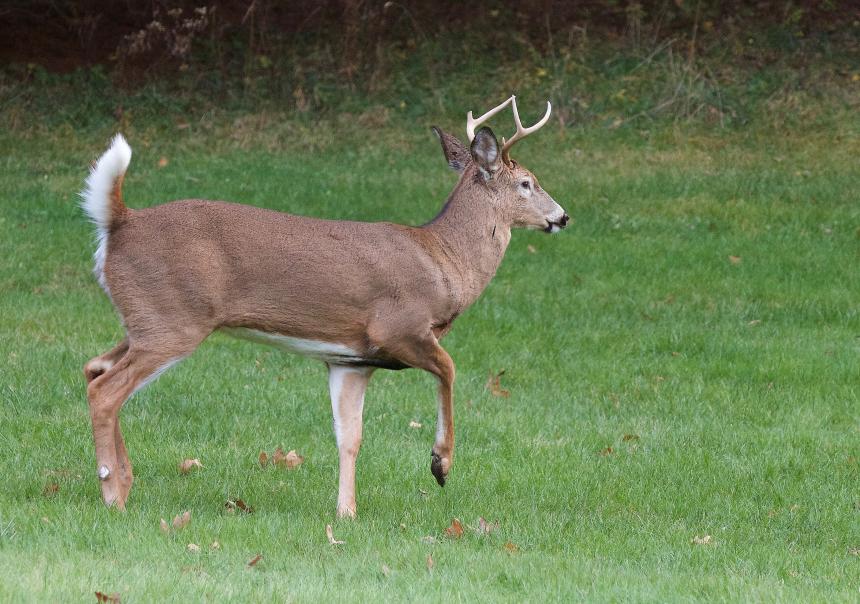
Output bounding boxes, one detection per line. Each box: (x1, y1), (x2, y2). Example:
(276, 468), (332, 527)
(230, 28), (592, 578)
(520, 181), (530, 190)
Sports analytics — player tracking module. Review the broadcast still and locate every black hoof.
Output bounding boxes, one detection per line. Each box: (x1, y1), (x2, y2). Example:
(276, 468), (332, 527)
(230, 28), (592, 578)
(431, 451), (446, 487)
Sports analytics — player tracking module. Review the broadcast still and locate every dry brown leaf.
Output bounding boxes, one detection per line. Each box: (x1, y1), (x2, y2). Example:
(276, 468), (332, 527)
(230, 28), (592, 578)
(258, 451), (269, 467)
(599, 446), (613, 456)
(225, 499), (254, 514)
(159, 518), (170, 534)
(477, 517), (499, 535)
(172, 510), (191, 530)
(326, 524), (345, 545)
(187, 543), (200, 553)
(95, 592), (121, 603)
(178, 458), (203, 474)
(210, 541), (220, 550)
(728, 255), (742, 265)
(409, 420), (422, 429)
(42, 482), (59, 497)
(426, 553), (434, 571)
(527, 244), (537, 254)
(273, 447), (304, 469)
(503, 541), (519, 553)
(485, 370), (510, 398)
(157, 157), (169, 168)
(691, 534), (713, 545)
(247, 554), (262, 567)
(444, 518), (464, 539)
(381, 563), (391, 577)
(622, 434), (640, 442)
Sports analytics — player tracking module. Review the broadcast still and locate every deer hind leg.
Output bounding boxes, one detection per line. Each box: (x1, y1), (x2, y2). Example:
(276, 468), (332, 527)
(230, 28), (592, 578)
(84, 338), (129, 384)
(328, 364), (374, 519)
(87, 341), (198, 509)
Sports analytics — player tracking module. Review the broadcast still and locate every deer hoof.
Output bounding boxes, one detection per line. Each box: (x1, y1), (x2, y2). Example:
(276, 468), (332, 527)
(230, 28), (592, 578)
(430, 451), (447, 487)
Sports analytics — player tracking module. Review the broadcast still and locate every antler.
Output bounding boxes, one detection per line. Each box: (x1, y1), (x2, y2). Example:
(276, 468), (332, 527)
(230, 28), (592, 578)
(500, 96), (552, 163)
(466, 96), (514, 142)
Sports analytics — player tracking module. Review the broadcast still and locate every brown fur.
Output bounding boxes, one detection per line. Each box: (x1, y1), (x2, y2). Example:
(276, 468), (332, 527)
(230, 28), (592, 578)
(84, 126), (567, 514)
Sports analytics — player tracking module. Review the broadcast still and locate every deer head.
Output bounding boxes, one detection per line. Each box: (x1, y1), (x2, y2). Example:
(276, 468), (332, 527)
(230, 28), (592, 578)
(433, 95), (569, 233)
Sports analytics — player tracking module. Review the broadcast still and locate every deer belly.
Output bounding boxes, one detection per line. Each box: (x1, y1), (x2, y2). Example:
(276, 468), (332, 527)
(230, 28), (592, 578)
(220, 327), (368, 364)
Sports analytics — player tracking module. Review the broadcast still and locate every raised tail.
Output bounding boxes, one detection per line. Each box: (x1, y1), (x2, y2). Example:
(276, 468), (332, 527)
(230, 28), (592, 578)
(81, 134), (132, 232)
(81, 134), (132, 292)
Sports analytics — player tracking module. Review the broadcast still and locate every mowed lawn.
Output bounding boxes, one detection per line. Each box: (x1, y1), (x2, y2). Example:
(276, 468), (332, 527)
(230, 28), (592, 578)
(0, 117), (857, 601)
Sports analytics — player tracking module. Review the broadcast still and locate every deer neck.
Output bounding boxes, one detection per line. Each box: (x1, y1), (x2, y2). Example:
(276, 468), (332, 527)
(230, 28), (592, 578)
(423, 174), (512, 310)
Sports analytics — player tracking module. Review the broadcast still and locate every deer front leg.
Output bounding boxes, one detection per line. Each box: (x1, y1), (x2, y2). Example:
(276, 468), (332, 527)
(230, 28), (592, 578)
(328, 365), (374, 518)
(383, 333), (456, 486)
(429, 350), (455, 486)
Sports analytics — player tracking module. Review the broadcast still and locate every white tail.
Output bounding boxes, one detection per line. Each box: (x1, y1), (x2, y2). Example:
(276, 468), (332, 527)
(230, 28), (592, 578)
(81, 98), (568, 517)
(81, 134), (131, 231)
(80, 134), (132, 292)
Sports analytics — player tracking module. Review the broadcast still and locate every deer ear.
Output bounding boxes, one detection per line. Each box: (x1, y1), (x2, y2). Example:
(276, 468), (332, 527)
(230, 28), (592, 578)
(431, 126), (470, 173)
(470, 127), (502, 179)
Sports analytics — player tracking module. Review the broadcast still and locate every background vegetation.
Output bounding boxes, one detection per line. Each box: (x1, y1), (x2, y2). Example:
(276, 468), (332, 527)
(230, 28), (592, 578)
(0, 1), (858, 601)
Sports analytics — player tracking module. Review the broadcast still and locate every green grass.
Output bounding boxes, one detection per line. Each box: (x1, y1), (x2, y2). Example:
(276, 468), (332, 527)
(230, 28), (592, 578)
(0, 99), (858, 602)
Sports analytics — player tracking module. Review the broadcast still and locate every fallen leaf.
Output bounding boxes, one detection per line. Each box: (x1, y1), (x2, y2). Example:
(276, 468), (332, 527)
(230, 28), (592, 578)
(157, 157), (169, 168)
(187, 543), (200, 552)
(849, 547), (859, 556)
(172, 510), (191, 530)
(748, 319), (761, 326)
(381, 563), (391, 577)
(258, 451), (269, 467)
(225, 498), (254, 514)
(477, 517), (499, 535)
(247, 553), (262, 567)
(426, 553), (434, 571)
(273, 447), (304, 469)
(728, 255), (742, 265)
(622, 434), (640, 442)
(599, 446), (613, 456)
(178, 458), (203, 474)
(691, 534), (713, 545)
(409, 420), (422, 429)
(326, 524), (345, 545)
(503, 541), (519, 553)
(418, 488), (428, 496)
(210, 541), (220, 550)
(42, 482), (59, 497)
(444, 518), (464, 539)
(485, 370), (510, 398)
(94, 592), (120, 603)
(527, 244), (537, 254)
(159, 518), (170, 534)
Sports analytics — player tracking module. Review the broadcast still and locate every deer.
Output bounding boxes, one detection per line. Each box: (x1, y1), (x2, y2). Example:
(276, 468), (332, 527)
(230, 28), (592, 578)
(80, 95), (569, 518)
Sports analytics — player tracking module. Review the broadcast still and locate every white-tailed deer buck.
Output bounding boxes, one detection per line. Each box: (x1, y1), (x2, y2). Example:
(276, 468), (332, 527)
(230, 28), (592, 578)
(81, 96), (568, 517)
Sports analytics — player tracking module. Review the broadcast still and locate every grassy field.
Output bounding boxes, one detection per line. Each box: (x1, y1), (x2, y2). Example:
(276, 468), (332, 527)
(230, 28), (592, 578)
(0, 86), (858, 601)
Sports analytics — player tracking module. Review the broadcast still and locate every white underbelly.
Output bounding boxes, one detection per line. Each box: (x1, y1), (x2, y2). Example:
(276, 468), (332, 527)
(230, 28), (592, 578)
(220, 327), (367, 364)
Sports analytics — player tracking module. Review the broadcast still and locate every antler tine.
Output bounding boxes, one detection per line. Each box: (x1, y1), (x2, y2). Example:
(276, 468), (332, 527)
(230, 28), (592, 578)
(501, 96), (552, 163)
(466, 96), (515, 142)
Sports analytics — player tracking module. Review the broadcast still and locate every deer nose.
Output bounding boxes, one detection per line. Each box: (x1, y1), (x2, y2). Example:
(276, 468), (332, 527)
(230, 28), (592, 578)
(559, 213), (570, 227)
